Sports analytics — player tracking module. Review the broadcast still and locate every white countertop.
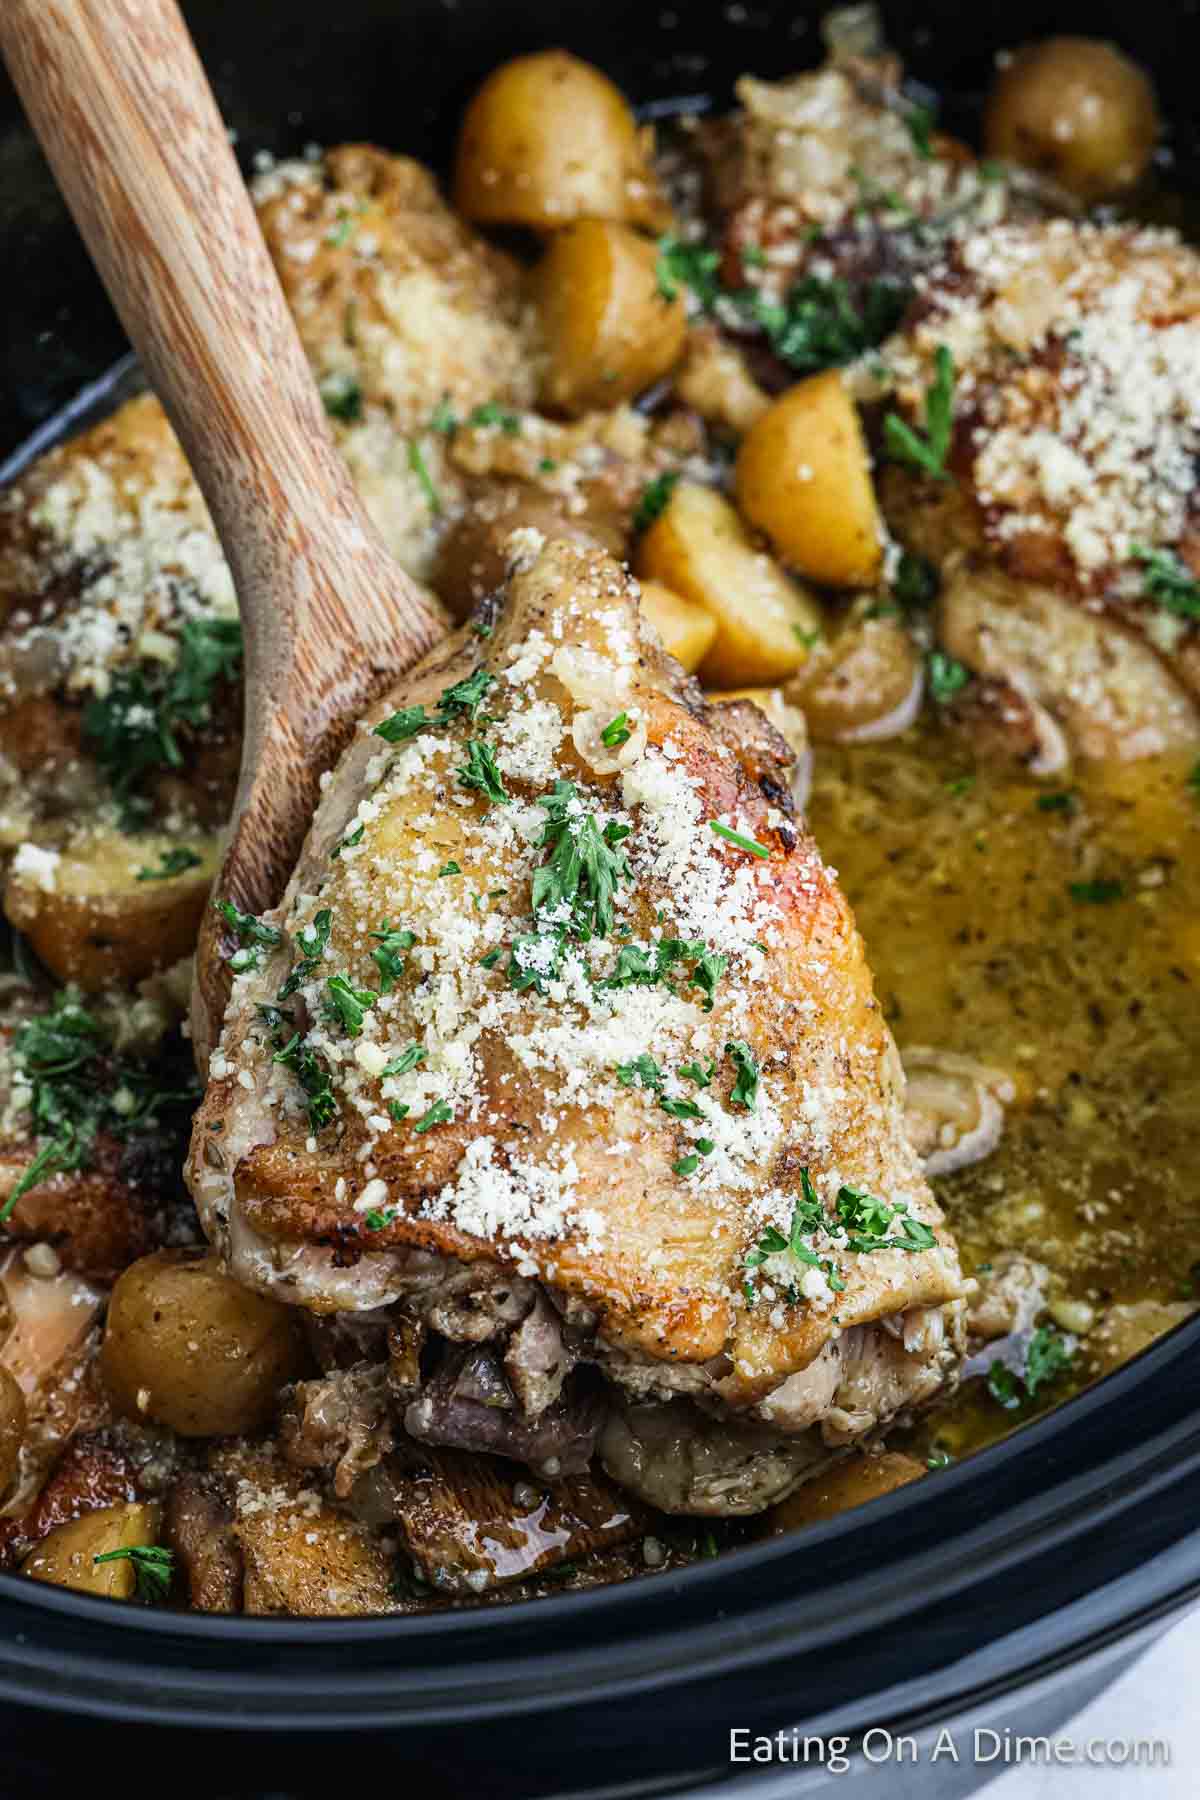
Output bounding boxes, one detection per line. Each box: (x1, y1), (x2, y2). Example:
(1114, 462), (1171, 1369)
(983, 1607), (1199, 1797)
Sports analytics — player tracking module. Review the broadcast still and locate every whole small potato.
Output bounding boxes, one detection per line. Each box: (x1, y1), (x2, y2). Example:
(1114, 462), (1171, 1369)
(22, 1501), (162, 1600)
(637, 580), (718, 673)
(983, 37), (1158, 199)
(786, 614), (922, 743)
(534, 221), (687, 416)
(735, 371), (883, 587)
(454, 50), (666, 232)
(0, 1365), (26, 1499)
(636, 481), (823, 689)
(102, 1250), (308, 1438)
(434, 483), (624, 621)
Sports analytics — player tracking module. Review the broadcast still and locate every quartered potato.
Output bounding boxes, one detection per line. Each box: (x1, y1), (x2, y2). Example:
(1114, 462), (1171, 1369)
(453, 50), (667, 232)
(433, 483), (625, 622)
(637, 579), (718, 673)
(21, 1501), (162, 1600)
(4, 830), (218, 991)
(102, 1250), (309, 1438)
(735, 372), (884, 587)
(786, 613), (923, 743)
(635, 481), (823, 687)
(533, 221), (687, 415)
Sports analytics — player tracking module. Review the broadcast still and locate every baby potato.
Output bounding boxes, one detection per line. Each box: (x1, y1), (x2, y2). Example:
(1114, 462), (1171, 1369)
(434, 483), (625, 622)
(636, 482), (823, 688)
(533, 221), (687, 416)
(786, 613), (923, 744)
(454, 51), (666, 232)
(983, 38), (1158, 199)
(4, 830), (218, 992)
(706, 686), (810, 762)
(22, 1501), (162, 1600)
(102, 1250), (308, 1438)
(735, 372), (883, 587)
(637, 580), (718, 673)
(0, 1366), (26, 1499)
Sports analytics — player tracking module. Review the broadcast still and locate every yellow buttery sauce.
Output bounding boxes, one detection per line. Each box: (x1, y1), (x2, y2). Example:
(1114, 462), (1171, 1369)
(806, 724), (1200, 1456)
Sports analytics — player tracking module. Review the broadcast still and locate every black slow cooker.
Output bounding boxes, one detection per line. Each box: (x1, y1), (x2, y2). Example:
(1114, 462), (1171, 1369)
(0, 3), (1197, 1793)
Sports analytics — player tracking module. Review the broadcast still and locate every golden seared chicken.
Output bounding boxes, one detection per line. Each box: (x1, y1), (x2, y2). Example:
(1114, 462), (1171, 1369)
(879, 218), (1200, 766)
(188, 534), (967, 1513)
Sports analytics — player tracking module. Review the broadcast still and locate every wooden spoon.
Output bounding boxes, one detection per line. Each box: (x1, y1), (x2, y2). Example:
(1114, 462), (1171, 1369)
(0, 0), (442, 1060)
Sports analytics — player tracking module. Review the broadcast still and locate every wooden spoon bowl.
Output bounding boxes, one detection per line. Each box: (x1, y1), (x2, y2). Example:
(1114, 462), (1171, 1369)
(0, 0), (442, 1060)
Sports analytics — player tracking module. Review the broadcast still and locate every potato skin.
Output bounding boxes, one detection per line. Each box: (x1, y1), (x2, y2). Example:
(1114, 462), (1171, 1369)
(4, 831), (218, 992)
(735, 372), (883, 587)
(21, 1500), (162, 1599)
(0, 1366), (26, 1500)
(454, 51), (666, 232)
(433, 483), (625, 622)
(636, 481), (823, 688)
(637, 580), (717, 673)
(534, 221), (686, 416)
(101, 1250), (309, 1438)
(983, 37), (1158, 199)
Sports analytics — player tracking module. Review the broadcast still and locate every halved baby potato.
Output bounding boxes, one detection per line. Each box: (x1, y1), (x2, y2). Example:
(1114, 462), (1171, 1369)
(453, 50), (667, 232)
(533, 221), (687, 416)
(636, 482), (823, 688)
(735, 371), (884, 587)
(4, 830), (218, 991)
(21, 1501), (162, 1600)
(637, 579), (717, 673)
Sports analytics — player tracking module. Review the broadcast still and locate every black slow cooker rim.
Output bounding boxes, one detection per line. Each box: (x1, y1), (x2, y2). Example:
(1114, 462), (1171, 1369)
(0, 1309), (1193, 1731)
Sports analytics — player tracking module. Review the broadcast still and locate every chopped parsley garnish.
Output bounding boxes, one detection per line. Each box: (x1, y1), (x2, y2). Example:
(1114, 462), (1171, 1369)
(388, 1101), (410, 1123)
(2, 987), (200, 1222)
(655, 235), (722, 309)
(885, 345), (955, 480)
(332, 824), (364, 858)
(429, 397), (458, 434)
(1131, 545), (1200, 619)
(742, 275), (909, 378)
(83, 616), (243, 825)
(726, 1041), (759, 1110)
(407, 438), (440, 513)
(927, 1450), (953, 1470)
(370, 922), (415, 993)
(945, 775), (975, 798)
(659, 1095), (705, 1121)
(1068, 878), (1124, 905)
(632, 471), (680, 534)
(457, 740), (509, 806)
(479, 948), (503, 969)
(1189, 761), (1200, 802)
(616, 1054), (663, 1091)
(905, 102), (937, 159)
(93, 1543), (174, 1604)
(466, 402), (521, 434)
(215, 899), (283, 973)
(319, 372), (363, 422)
(601, 712), (632, 749)
(375, 669), (496, 743)
(326, 208), (357, 247)
(322, 974), (376, 1037)
(437, 861), (461, 877)
(710, 820), (771, 859)
(892, 550), (938, 611)
(695, 1137), (715, 1155)
(600, 936), (726, 1011)
(381, 1042), (426, 1078)
(679, 1059), (715, 1088)
(834, 1184), (936, 1253)
(1036, 791), (1076, 814)
(988, 1325), (1074, 1408)
(270, 1022), (338, 1131)
(927, 649), (970, 704)
(364, 1207), (397, 1231)
(277, 907), (332, 998)
(673, 1154), (700, 1176)
(530, 780), (627, 941)
(413, 1099), (453, 1134)
(136, 847), (201, 882)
